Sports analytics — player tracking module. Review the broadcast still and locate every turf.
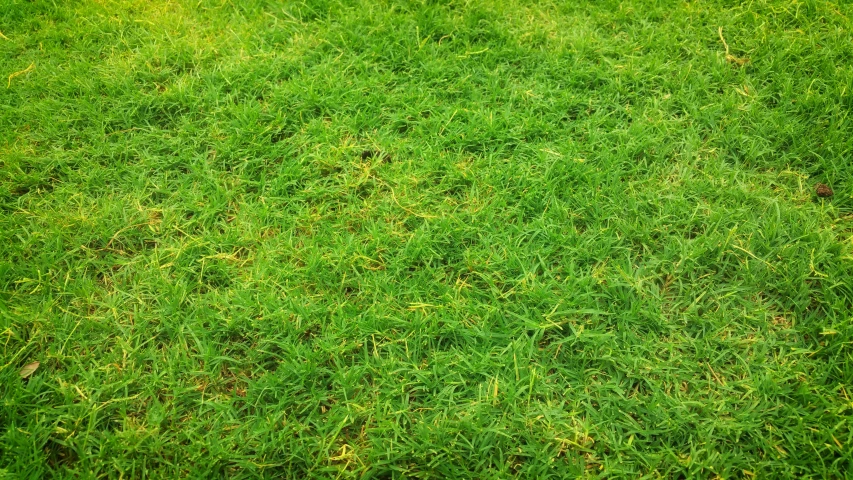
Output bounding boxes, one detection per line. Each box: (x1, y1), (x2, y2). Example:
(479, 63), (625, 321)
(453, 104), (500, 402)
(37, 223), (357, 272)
(1, 0), (853, 477)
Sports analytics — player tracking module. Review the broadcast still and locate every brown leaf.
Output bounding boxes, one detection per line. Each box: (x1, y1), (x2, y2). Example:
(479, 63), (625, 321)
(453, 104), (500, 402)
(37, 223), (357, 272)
(816, 183), (834, 198)
(19, 361), (39, 379)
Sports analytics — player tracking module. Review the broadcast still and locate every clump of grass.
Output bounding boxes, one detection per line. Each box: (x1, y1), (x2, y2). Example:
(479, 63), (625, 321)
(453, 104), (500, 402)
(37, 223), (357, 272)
(1, 0), (852, 477)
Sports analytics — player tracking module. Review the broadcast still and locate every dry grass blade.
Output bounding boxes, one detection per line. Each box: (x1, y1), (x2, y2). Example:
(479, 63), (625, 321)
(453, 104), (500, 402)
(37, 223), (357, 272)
(718, 27), (750, 66)
(7, 62), (34, 88)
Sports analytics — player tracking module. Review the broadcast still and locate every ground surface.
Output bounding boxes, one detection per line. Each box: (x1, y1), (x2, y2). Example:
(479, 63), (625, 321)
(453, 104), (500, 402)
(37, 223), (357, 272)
(2, 0), (853, 477)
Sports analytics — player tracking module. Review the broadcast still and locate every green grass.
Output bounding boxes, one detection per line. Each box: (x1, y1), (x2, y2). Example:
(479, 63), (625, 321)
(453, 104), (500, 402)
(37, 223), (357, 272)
(1, 0), (852, 477)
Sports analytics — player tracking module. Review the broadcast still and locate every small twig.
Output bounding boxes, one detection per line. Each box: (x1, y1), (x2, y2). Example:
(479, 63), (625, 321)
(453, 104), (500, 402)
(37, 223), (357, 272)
(0, 31), (9, 41)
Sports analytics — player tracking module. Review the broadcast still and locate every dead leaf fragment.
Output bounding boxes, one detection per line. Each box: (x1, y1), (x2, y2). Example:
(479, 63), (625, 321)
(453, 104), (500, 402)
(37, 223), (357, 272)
(19, 361), (39, 379)
(727, 55), (749, 66)
(815, 183), (834, 198)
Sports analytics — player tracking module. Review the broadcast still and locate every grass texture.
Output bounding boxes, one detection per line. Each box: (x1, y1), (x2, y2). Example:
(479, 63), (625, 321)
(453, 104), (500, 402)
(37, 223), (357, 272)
(1, 0), (853, 477)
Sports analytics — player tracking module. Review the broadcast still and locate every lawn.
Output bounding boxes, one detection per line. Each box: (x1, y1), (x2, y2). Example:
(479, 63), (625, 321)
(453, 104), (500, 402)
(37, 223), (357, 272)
(1, 0), (852, 477)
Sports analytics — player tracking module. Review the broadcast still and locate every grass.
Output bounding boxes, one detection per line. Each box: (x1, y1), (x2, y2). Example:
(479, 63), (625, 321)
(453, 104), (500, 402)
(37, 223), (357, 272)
(1, 0), (852, 477)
